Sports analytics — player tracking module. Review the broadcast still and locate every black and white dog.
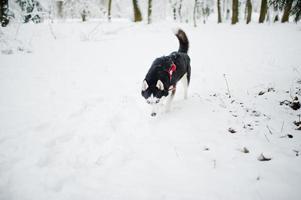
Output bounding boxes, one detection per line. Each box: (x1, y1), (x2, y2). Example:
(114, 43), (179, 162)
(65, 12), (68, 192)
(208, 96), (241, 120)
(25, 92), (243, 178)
(141, 29), (191, 116)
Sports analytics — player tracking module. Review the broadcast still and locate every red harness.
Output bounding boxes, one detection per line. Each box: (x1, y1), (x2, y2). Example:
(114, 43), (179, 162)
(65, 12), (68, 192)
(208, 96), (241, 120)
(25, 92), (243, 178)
(166, 63), (177, 81)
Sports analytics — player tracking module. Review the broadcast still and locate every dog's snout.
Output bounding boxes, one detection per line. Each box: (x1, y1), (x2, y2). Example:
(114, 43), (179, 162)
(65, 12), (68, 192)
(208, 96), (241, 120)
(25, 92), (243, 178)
(146, 95), (160, 105)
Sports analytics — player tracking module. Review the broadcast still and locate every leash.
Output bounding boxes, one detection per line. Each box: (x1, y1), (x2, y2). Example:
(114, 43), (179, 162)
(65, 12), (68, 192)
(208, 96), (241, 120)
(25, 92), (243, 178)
(166, 62), (177, 91)
(165, 62), (177, 81)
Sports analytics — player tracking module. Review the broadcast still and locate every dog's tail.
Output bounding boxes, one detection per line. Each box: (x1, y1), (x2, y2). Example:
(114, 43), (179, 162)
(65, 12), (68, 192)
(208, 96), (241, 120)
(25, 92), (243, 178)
(175, 29), (189, 54)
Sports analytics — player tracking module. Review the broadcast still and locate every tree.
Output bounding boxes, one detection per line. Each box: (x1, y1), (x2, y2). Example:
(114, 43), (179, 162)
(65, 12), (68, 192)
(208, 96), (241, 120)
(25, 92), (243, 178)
(132, 0), (142, 22)
(269, 0), (285, 22)
(147, 0), (152, 24)
(232, 0), (239, 24)
(56, 0), (64, 19)
(0, 0), (9, 27)
(281, 0), (293, 22)
(224, 0), (231, 21)
(217, 0), (222, 23)
(193, 0), (198, 26)
(178, 0), (183, 22)
(108, 0), (112, 22)
(259, 0), (268, 23)
(291, 0), (301, 22)
(16, 0), (43, 23)
(246, 0), (252, 24)
(169, 0), (177, 21)
(269, 0), (300, 23)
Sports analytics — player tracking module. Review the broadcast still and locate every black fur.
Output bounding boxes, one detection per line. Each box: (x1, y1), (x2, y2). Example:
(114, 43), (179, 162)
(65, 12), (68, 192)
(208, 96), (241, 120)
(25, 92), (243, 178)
(141, 29), (191, 101)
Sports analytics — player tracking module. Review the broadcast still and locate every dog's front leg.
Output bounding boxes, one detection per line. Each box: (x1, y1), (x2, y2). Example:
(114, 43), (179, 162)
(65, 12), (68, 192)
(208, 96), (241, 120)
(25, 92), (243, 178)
(166, 88), (176, 112)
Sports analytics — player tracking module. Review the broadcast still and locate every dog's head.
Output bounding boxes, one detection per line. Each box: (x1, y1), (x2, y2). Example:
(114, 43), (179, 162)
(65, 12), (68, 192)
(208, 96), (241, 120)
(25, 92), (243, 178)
(141, 79), (168, 105)
(141, 57), (174, 116)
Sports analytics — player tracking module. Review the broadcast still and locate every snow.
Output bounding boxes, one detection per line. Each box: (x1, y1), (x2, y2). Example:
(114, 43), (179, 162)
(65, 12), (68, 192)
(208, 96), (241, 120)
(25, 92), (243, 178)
(1, 20), (301, 200)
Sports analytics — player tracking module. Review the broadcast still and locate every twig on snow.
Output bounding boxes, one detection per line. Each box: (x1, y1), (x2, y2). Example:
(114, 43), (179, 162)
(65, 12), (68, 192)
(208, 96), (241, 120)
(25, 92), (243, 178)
(223, 74), (231, 98)
(48, 22), (57, 40)
(14, 23), (21, 40)
(263, 131), (270, 142)
(281, 121), (284, 133)
(266, 125), (273, 135)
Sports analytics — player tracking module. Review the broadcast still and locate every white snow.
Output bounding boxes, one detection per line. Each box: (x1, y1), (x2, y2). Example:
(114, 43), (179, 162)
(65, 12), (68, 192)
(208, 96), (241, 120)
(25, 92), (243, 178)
(1, 20), (301, 200)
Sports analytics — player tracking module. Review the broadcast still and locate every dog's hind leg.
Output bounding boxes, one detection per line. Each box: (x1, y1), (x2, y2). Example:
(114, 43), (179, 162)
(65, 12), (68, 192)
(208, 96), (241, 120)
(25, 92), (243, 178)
(183, 64), (191, 99)
(182, 73), (189, 99)
(166, 88), (176, 112)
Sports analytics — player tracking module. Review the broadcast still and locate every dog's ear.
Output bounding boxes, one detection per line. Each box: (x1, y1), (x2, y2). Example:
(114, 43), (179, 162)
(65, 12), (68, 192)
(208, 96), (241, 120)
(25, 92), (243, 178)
(156, 80), (164, 91)
(142, 80), (149, 91)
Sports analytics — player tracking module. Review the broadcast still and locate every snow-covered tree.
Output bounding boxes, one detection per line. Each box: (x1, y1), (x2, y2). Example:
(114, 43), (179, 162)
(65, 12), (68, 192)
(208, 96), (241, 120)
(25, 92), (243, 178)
(15, 0), (45, 23)
(0, 0), (9, 26)
(147, 0), (152, 24)
(270, 0), (300, 23)
(291, 0), (301, 22)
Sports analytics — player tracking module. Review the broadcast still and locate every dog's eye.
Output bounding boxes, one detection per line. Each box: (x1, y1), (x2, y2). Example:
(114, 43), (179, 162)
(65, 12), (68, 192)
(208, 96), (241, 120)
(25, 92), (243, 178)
(147, 100), (151, 104)
(155, 100), (160, 104)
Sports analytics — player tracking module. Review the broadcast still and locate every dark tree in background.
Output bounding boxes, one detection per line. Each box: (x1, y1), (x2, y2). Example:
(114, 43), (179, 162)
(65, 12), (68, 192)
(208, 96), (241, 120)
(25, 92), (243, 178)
(217, 0), (222, 23)
(0, 0), (9, 27)
(259, 0), (268, 23)
(246, 0), (252, 24)
(147, 0), (152, 24)
(281, 0), (293, 22)
(108, 0), (112, 22)
(232, 0), (239, 24)
(132, 0), (142, 22)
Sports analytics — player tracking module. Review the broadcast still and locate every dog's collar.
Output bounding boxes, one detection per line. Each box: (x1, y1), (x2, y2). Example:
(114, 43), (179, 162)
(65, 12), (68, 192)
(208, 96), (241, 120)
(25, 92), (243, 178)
(165, 62), (177, 81)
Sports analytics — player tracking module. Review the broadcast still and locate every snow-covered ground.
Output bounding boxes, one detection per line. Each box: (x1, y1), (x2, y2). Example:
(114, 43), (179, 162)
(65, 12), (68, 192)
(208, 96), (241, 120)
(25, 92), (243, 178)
(1, 20), (301, 200)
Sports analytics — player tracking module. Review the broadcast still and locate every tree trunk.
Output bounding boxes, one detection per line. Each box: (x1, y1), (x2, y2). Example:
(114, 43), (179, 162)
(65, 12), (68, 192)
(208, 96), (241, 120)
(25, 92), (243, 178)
(259, 0), (268, 23)
(231, 0), (239, 24)
(81, 9), (87, 22)
(246, 0), (252, 24)
(281, 0), (293, 23)
(178, 0), (183, 22)
(274, 9), (279, 22)
(147, 0), (152, 24)
(132, 0), (142, 22)
(266, 9), (270, 22)
(193, 0), (198, 27)
(170, 0), (176, 21)
(217, 0), (222, 23)
(56, 1), (64, 19)
(108, 0), (112, 22)
(1, 0), (9, 27)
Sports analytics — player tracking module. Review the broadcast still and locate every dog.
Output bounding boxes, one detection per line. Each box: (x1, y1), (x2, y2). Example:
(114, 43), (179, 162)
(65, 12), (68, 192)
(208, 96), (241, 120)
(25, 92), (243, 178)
(141, 29), (191, 116)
